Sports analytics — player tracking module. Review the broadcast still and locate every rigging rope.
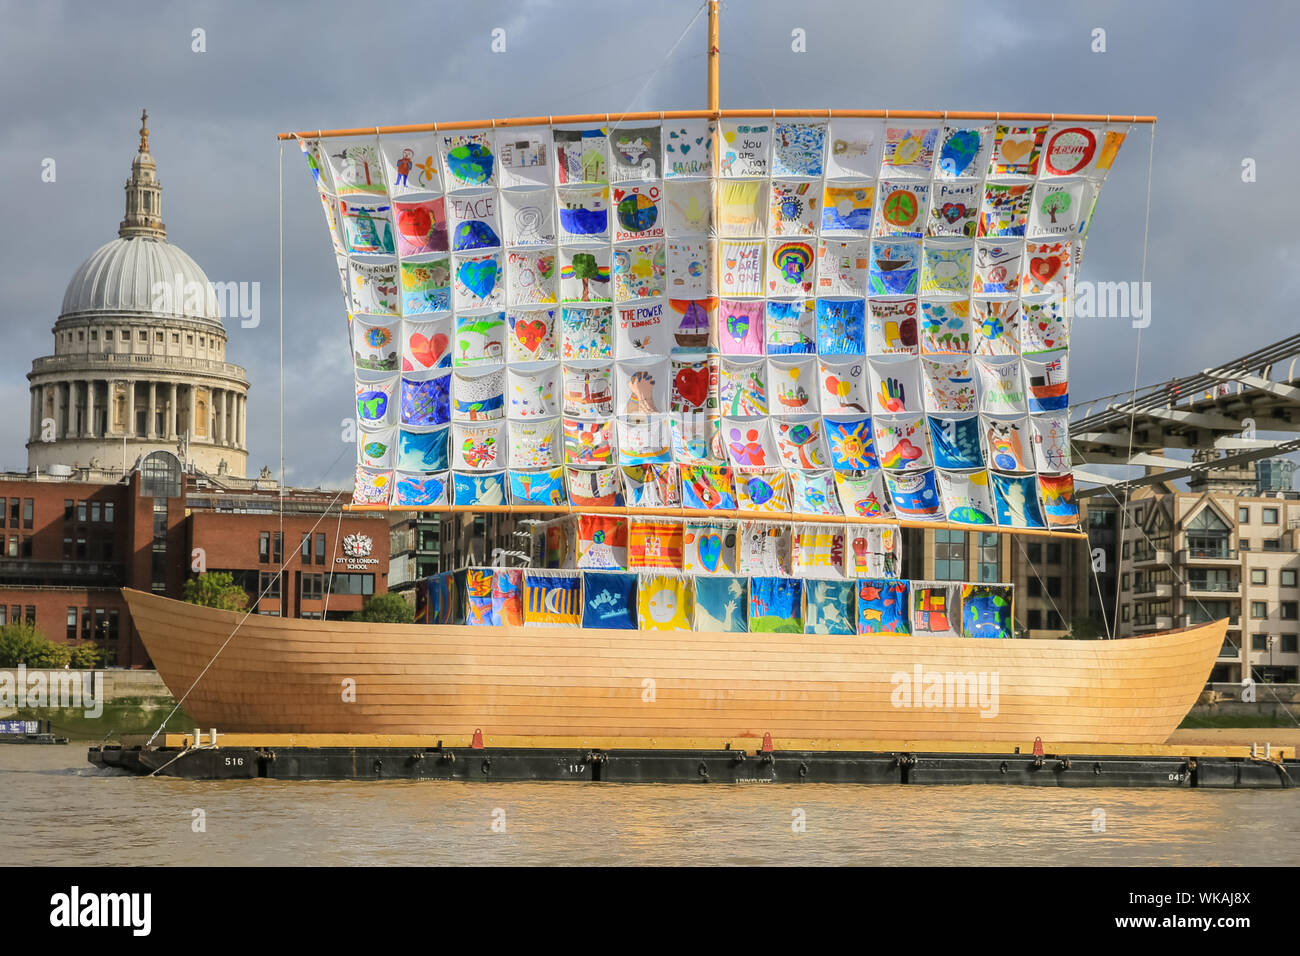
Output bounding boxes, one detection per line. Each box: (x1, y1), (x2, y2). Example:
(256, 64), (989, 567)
(1111, 121), (1158, 638)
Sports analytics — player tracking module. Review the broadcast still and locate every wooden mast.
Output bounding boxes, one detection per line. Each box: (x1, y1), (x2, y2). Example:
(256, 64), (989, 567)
(707, 0), (720, 115)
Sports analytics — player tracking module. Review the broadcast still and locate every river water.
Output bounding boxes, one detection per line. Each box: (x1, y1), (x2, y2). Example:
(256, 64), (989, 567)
(3, 746), (1297, 866)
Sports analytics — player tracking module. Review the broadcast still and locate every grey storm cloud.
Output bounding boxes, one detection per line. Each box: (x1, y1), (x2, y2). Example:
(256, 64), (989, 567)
(1, 0), (1297, 486)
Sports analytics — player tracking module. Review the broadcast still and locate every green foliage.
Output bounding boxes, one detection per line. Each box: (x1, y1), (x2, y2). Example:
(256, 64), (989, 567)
(183, 572), (250, 612)
(351, 593), (415, 624)
(1063, 615), (1105, 640)
(68, 644), (107, 669)
(0, 623), (71, 668)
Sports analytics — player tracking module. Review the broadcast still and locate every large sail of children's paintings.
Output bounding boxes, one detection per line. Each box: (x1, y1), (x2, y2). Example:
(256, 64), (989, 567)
(300, 116), (1126, 530)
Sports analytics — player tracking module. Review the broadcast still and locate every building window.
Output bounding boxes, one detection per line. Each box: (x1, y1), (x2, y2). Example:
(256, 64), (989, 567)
(76, 501), (87, 523)
(1284, 570), (1297, 588)
(25, 606), (34, 625)
(1046, 610), (1062, 630)
(1046, 543), (1061, 565)
(138, 330), (147, 341)
(1025, 542), (1042, 563)
(108, 609), (119, 640)
(273, 532), (283, 564)
(1047, 576), (1062, 599)
(1252, 569), (1268, 585)
(1283, 602), (1298, 621)
(259, 571), (281, 599)
(6, 536), (16, 558)
(977, 532), (998, 583)
(1240, 540), (1251, 551)
(1028, 577), (1042, 597)
(156, 331), (164, 342)
(91, 501), (101, 523)
(172, 333), (179, 343)
(302, 573), (324, 601)
(80, 608), (90, 640)
(63, 499), (73, 521)
(1027, 609), (1042, 630)
(1283, 635), (1298, 654)
(105, 502), (114, 523)
(22, 499), (32, 529)
(66, 607), (77, 641)
(120, 330), (128, 341)
(315, 533), (326, 565)
(1122, 542), (1130, 559)
(94, 608), (108, 640)
(1264, 539), (1281, 551)
(1263, 507), (1279, 525)
(1121, 573), (1129, 592)
(259, 532), (270, 563)
(1239, 506), (1250, 523)
(934, 529), (966, 581)
(326, 573), (374, 596)
(1252, 634), (1268, 652)
(8, 498), (17, 528)
(1251, 601), (1268, 619)
(301, 533), (311, 561)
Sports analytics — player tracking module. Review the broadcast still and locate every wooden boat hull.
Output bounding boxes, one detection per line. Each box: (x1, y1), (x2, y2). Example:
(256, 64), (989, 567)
(124, 589), (1224, 745)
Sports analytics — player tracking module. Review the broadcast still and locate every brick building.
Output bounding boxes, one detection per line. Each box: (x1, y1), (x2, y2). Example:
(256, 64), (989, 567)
(0, 451), (388, 666)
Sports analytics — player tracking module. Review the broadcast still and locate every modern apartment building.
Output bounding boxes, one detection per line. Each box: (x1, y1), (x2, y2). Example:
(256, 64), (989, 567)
(1115, 480), (1300, 683)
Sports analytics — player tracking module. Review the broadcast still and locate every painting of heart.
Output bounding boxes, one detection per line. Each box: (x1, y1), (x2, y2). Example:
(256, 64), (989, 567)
(408, 331), (449, 369)
(458, 257), (499, 299)
(514, 318), (548, 354)
(673, 367), (709, 408)
(1030, 256), (1061, 283)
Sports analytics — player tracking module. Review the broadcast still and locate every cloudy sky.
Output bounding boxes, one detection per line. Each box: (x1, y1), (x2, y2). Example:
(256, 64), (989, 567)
(1, 0), (1296, 487)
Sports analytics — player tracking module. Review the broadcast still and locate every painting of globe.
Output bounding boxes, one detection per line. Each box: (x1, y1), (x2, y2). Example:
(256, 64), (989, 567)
(446, 143), (494, 185)
(616, 192), (658, 234)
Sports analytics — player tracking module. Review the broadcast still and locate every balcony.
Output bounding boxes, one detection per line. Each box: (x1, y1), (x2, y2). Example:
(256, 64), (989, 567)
(1180, 547), (1238, 564)
(1132, 582), (1174, 599)
(0, 558), (125, 588)
(1182, 580), (1241, 597)
(1183, 613), (1241, 629)
(1131, 547), (1172, 567)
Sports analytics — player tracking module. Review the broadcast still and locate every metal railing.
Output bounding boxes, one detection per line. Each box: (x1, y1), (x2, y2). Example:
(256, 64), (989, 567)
(1184, 580), (1241, 593)
(1180, 547), (1238, 561)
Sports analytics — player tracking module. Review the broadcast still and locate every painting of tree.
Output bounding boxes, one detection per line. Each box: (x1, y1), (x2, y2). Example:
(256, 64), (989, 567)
(1041, 189), (1072, 224)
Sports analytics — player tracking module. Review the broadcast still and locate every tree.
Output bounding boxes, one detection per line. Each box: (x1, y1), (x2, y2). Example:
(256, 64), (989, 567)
(1063, 615), (1105, 640)
(184, 572), (250, 612)
(352, 593), (415, 624)
(1041, 189), (1072, 224)
(69, 644), (107, 669)
(0, 623), (71, 668)
(569, 252), (605, 301)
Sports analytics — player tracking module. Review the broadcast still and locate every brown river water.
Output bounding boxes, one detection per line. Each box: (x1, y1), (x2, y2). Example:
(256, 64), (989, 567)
(3, 745), (1297, 866)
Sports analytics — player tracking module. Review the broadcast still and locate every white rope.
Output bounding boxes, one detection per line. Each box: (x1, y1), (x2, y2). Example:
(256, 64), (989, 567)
(1111, 122), (1157, 638)
(611, 0), (709, 126)
(144, 487), (349, 745)
(322, 503), (345, 619)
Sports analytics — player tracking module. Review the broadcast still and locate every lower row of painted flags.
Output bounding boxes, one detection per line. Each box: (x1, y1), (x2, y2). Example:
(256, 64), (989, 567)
(420, 568), (1013, 638)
